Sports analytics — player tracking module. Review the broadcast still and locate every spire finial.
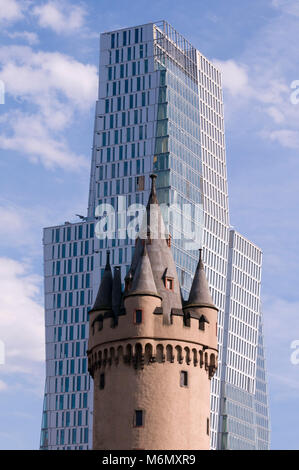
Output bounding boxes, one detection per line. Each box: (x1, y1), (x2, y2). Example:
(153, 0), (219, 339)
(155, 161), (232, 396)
(142, 242), (148, 256)
(105, 250), (111, 268)
(198, 248), (204, 269)
(147, 174), (159, 208)
(150, 173), (157, 195)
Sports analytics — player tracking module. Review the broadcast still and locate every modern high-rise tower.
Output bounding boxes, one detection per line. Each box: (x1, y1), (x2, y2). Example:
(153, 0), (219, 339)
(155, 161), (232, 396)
(40, 21), (270, 450)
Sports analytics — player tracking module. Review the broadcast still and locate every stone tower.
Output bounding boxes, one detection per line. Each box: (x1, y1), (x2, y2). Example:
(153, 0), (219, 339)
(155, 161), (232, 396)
(87, 175), (218, 450)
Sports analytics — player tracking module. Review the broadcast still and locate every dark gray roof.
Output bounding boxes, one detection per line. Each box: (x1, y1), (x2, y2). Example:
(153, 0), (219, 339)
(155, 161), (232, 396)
(126, 174), (182, 323)
(185, 250), (218, 311)
(89, 251), (113, 313)
(90, 177), (216, 323)
(127, 244), (160, 298)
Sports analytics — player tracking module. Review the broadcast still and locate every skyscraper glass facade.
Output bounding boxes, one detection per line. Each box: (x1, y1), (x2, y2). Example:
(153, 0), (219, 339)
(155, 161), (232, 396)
(219, 230), (270, 449)
(40, 222), (94, 449)
(254, 321), (271, 449)
(40, 21), (270, 450)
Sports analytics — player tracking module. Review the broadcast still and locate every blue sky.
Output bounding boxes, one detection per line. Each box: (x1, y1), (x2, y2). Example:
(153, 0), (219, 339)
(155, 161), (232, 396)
(0, 0), (298, 450)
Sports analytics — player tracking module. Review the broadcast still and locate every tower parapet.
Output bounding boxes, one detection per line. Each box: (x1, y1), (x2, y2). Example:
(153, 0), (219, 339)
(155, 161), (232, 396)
(88, 175), (218, 450)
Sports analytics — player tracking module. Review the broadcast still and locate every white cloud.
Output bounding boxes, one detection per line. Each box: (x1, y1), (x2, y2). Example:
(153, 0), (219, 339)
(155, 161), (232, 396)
(0, 258), (44, 375)
(266, 106), (285, 124)
(0, 112), (89, 170)
(6, 31), (39, 45)
(32, 1), (87, 35)
(263, 296), (299, 399)
(0, 45), (97, 170)
(214, 59), (290, 106)
(214, 54), (299, 149)
(267, 129), (299, 149)
(272, 0), (299, 17)
(0, 0), (24, 24)
(0, 46), (97, 113)
(0, 200), (64, 252)
(0, 380), (8, 391)
(0, 203), (30, 251)
(213, 59), (251, 97)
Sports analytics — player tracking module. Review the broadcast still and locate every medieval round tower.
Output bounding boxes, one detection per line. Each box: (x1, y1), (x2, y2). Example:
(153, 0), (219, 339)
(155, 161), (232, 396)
(88, 175), (218, 450)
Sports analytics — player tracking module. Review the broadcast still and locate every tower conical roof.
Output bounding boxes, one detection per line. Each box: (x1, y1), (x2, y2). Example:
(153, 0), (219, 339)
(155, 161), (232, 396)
(185, 250), (218, 310)
(139, 174), (166, 241)
(127, 244), (160, 298)
(126, 175), (182, 322)
(89, 251), (113, 312)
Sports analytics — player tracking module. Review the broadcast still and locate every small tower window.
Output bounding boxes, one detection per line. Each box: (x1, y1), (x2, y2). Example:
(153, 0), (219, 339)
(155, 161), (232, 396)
(134, 309), (142, 324)
(180, 371), (188, 387)
(207, 418), (210, 436)
(99, 373), (105, 390)
(134, 410), (144, 427)
(183, 312), (191, 327)
(165, 277), (173, 290)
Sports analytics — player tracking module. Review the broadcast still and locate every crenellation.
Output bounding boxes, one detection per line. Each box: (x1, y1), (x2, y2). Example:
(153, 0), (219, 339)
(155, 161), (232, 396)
(88, 340), (218, 377)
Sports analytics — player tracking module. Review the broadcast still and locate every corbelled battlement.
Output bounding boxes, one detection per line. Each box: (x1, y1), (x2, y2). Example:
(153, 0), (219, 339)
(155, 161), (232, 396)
(88, 340), (217, 379)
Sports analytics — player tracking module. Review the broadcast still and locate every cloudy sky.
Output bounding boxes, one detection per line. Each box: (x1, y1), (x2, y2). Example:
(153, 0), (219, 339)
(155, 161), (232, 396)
(0, 0), (298, 450)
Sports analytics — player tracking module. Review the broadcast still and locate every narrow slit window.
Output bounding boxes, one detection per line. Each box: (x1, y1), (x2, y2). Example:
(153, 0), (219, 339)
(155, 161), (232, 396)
(180, 371), (188, 387)
(99, 373), (105, 390)
(135, 410), (144, 427)
(134, 309), (142, 324)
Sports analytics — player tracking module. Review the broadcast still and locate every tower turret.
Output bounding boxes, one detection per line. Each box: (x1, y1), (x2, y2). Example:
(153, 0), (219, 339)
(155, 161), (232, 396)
(88, 176), (218, 450)
(183, 249), (218, 378)
(187, 249), (217, 310)
(90, 250), (112, 313)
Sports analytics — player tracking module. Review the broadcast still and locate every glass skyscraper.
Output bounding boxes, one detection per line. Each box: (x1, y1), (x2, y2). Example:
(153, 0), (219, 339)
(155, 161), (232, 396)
(40, 21), (270, 450)
(219, 230), (270, 449)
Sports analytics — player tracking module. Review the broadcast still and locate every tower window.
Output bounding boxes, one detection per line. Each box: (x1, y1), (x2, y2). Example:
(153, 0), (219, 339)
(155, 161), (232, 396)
(99, 373), (105, 390)
(134, 410), (144, 427)
(165, 277), (173, 290)
(207, 418), (210, 436)
(180, 371), (188, 387)
(134, 309), (142, 324)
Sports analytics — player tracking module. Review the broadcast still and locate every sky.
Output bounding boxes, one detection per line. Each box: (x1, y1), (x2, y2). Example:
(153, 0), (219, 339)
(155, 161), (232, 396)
(0, 0), (298, 450)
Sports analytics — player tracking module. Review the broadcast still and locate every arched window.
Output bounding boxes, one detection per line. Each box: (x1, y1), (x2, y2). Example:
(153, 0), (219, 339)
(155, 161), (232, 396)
(144, 343), (153, 364)
(166, 344), (174, 362)
(175, 345), (183, 364)
(135, 343), (143, 366)
(156, 344), (164, 363)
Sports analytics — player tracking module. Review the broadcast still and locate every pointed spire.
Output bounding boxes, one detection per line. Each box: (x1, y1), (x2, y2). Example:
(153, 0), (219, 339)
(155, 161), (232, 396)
(89, 250), (113, 313)
(126, 244), (160, 298)
(112, 266), (122, 314)
(140, 173), (167, 241)
(185, 249), (218, 310)
(147, 173), (158, 206)
(146, 174), (158, 238)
